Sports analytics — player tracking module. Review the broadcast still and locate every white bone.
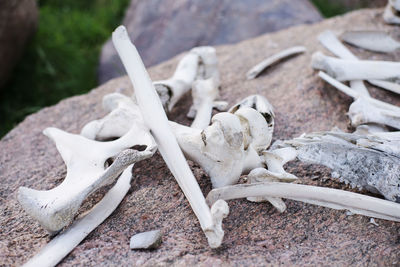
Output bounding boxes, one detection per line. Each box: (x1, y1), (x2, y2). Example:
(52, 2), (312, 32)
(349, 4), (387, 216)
(318, 30), (369, 96)
(22, 166), (134, 267)
(368, 79), (400, 95)
(341, 31), (400, 53)
(130, 230), (162, 250)
(384, 2), (400, 25)
(81, 93), (142, 140)
(112, 25), (228, 248)
(349, 98), (400, 129)
(206, 182), (400, 222)
(312, 51), (400, 81)
(18, 127), (156, 233)
(246, 46), (306, 79)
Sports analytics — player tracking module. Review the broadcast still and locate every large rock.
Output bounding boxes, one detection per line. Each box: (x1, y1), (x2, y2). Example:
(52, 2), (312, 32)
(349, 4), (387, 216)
(1, 8), (400, 266)
(98, 0), (321, 83)
(0, 0), (38, 88)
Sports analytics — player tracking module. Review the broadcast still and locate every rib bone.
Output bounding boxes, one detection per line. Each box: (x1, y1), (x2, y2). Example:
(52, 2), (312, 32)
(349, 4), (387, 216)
(18, 127), (156, 233)
(246, 46), (306, 80)
(112, 25), (228, 248)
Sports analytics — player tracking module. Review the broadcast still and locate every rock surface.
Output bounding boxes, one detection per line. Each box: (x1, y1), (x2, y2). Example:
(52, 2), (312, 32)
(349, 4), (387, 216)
(98, 0), (322, 83)
(0, 0), (38, 88)
(1, 8), (400, 266)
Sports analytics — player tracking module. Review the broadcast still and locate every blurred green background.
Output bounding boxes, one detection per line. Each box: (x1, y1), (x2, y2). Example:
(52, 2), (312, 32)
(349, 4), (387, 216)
(0, 0), (382, 137)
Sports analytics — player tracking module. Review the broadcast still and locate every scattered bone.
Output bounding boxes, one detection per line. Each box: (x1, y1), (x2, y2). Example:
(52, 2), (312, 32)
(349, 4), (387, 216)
(112, 25), (229, 248)
(384, 2), (400, 25)
(318, 30), (369, 96)
(246, 46), (306, 80)
(341, 31), (400, 53)
(369, 218), (379, 226)
(279, 130), (400, 202)
(312, 51), (400, 81)
(81, 93), (143, 140)
(130, 230), (162, 250)
(206, 181), (400, 222)
(18, 127), (156, 233)
(22, 166), (134, 267)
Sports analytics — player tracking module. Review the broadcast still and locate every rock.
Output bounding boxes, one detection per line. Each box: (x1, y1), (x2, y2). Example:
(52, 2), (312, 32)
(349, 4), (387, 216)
(130, 230), (162, 250)
(0, 0), (38, 88)
(98, 0), (322, 83)
(1, 8), (400, 266)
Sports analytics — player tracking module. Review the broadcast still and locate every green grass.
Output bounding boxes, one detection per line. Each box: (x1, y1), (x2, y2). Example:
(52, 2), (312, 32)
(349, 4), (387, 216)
(0, 0), (129, 137)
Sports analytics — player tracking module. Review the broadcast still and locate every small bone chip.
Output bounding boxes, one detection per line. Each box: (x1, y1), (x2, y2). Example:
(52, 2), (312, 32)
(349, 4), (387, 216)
(130, 230), (162, 250)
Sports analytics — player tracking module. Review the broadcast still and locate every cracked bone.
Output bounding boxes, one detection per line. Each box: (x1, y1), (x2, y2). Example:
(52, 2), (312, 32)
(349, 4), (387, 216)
(312, 51), (400, 81)
(22, 166), (134, 267)
(318, 30), (400, 96)
(341, 30), (400, 53)
(18, 127), (156, 233)
(246, 46), (306, 80)
(278, 130), (400, 202)
(206, 181), (400, 222)
(112, 25), (228, 248)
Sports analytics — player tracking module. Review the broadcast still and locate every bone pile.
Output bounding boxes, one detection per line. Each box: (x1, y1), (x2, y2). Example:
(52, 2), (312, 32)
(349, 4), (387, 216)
(19, 25), (400, 266)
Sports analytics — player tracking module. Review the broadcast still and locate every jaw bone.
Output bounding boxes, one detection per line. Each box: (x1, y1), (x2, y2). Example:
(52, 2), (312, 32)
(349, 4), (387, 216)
(18, 127), (156, 233)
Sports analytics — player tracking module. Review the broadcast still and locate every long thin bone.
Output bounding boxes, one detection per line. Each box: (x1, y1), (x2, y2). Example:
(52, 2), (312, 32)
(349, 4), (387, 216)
(341, 30), (400, 53)
(22, 165), (134, 267)
(318, 71), (400, 113)
(312, 51), (400, 81)
(246, 46), (306, 80)
(18, 127), (156, 233)
(206, 182), (400, 222)
(112, 25), (228, 248)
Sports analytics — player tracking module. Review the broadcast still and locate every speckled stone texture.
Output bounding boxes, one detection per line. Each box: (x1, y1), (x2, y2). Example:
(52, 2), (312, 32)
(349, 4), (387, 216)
(1, 8), (400, 266)
(98, 0), (321, 83)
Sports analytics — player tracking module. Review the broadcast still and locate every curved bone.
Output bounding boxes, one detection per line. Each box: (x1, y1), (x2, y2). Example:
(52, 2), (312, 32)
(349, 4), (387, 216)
(112, 26), (228, 247)
(22, 165), (134, 267)
(341, 30), (400, 53)
(18, 127), (156, 233)
(312, 51), (400, 81)
(206, 182), (400, 222)
(246, 46), (306, 80)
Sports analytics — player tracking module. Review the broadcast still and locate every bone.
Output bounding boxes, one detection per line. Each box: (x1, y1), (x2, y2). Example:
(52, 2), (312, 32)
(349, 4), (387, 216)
(18, 127), (156, 233)
(318, 71), (400, 113)
(367, 79), (400, 95)
(312, 51), (400, 81)
(22, 166), (134, 267)
(341, 30), (400, 53)
(281, 131), (400, 202)
(81, 93), (143, 140)
(349, 97), (400, 129)
(130, 230), (163, 250)
(246, 46), (306, 80)
(206, 182), (400, 222)
(384, 2), (400, 25)
(153, 52), (199, 112)
(112, 25), (228, 248)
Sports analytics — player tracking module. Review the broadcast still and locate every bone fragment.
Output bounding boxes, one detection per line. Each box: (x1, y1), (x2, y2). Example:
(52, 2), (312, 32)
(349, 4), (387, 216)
(18, 127), (155, 233)
(341, 31), (400, 53)
(246, 46), (306, 80)
(281, 131), (400, 202)
(22, 166), (134, 267)
(312, 51), (400, 81)
(206, 182), (400, 222)
(112, 25), (228, 248)
(130, 230), (162, 250)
